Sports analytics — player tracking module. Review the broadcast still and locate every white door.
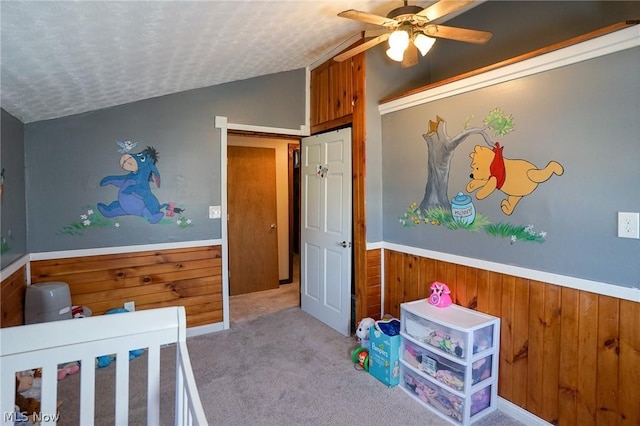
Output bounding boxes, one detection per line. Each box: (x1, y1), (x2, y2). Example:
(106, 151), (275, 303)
(300, 128), (352, 336)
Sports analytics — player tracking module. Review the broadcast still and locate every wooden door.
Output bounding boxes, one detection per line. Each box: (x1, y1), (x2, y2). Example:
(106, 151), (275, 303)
(228, 146), (279, 295)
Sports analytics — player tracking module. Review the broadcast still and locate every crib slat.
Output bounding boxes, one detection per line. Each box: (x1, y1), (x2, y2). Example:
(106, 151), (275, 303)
(147, 344), (161, 425)
(79, 355), (96, 425)
(175, 357), (185, 425)
(39, 363), (58, 425)
(114, 351), (130, 424)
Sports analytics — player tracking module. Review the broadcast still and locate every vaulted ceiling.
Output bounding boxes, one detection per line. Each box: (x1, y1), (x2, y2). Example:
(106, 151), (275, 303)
(1, 1), (449, 123)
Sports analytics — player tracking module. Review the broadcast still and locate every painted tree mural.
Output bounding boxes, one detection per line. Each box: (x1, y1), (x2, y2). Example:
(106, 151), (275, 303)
(418, 108), (514, 212)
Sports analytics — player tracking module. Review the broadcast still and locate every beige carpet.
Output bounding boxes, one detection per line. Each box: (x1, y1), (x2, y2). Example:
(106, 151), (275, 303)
(229, 256), (300, 324)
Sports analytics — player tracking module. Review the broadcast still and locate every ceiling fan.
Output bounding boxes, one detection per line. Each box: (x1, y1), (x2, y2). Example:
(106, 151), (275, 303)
(334, 0), (492, 68)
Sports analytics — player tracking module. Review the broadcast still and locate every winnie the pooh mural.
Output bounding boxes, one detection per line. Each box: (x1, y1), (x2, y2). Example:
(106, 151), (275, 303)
(399, 109), (564, 244)
(466, 143), (564, 215)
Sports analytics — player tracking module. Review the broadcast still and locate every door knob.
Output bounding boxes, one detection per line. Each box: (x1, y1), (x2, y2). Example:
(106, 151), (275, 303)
(270, 223), (277, 229)
(338, 241), (352, 248)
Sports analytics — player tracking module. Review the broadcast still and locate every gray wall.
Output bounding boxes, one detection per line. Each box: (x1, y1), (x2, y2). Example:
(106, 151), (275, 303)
(0, 108), (27, 268)
(365, 48), (433, 242)
(25, 70), (305, 252)
(381, 46), (640, 288)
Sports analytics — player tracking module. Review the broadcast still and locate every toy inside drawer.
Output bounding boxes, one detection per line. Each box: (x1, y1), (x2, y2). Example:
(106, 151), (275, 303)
(402, 338), (495, 392)
(403, 310), (466, 359)
(401, 366), (494, 423)
(401, 365), (464, 423)
(471, 324), (495, 355)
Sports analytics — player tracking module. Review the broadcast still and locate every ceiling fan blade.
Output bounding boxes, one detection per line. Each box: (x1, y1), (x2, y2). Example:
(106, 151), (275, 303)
(415, 0), (475, 22)
(401, 43), (419, 68)
(338, 9), (398, 28)
(333, 33), (390, 62)
(420, 24), (493, 44)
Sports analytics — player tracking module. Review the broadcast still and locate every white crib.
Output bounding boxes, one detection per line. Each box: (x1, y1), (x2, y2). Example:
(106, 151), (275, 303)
(1, 306), (208, 425)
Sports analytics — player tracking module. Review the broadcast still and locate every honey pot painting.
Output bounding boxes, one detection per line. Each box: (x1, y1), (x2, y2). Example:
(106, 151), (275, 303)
(399, 109), (564, 244)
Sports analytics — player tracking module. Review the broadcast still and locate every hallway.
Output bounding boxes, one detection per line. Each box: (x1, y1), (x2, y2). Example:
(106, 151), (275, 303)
(228, 255), (300, 324)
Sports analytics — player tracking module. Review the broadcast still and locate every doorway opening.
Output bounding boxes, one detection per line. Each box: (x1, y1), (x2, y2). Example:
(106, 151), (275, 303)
(227, 133), (301, 324)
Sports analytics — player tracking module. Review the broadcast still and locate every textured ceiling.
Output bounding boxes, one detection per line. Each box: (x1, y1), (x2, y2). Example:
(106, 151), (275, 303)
(2, 0), (451, 124)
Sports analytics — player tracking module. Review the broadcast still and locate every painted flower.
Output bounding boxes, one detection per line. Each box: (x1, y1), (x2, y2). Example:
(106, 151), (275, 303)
(510, 235), (517, 244)
(115, 222), (120, 228)
(165, 202), (176, 217)
(83, 220), (91, 226)
(80, 214), (88, 220)
(186, 219), (192, 224)
(87, 209), (94, 216)
(539, 231), (547, 238)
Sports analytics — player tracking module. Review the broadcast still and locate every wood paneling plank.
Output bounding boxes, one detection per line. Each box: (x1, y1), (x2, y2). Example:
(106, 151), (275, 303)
(577, 291), (598, 426)
(32, 257), (221, 285)
(1, 267), (27, 328)
(404, 255), (420, 303)
(455, 265), (467, 307)
(511, 277), (530, 407)
(558, 287), (579, 426)
(527, 281), (545, 415)
(499, 275), (515, 400)
(541, 283), (561, 424)
(31, 247), (221, 274)
(595, 295), (619, 426)
(476, 269), (490, 313)
(487, 271), (502, 318)
(618, 299), (640, 425)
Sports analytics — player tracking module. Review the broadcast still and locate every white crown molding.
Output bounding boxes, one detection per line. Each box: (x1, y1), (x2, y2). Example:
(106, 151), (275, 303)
(379, 24), (640, 115)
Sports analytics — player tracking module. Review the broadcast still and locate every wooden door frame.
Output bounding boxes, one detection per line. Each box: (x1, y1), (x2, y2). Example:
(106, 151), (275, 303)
(309, 51), (367, 325)
(285, 143), (300, 284)
(215, 118), (306, 330)
(228, 130), (300, 284)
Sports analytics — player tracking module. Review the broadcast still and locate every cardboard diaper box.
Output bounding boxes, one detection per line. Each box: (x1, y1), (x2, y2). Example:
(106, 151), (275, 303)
(368, 325), (401, 387)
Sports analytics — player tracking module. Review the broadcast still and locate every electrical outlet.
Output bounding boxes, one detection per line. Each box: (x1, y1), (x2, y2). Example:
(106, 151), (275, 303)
(124, 301), (135, 312)
(618, 212), (639, 239)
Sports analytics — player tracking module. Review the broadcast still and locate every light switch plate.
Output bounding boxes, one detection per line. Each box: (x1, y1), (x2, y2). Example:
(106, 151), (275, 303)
(209, 205), (221, 219)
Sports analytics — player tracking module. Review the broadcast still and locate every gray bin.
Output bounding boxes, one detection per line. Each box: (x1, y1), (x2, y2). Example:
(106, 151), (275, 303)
(24, 282), (72, 324)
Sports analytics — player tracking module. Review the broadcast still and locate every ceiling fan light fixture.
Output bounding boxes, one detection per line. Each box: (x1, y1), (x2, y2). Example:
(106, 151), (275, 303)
(388, 29), (410, 51)
(386, 47), (405, 62)
(413, 33), (436, 56)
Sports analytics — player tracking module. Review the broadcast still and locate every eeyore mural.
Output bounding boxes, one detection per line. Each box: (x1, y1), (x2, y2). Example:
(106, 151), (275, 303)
(98, 146), (182, 224)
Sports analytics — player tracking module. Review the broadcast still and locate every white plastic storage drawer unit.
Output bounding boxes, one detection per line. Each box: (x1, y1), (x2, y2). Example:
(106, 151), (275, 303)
(399, 299), (500, 425)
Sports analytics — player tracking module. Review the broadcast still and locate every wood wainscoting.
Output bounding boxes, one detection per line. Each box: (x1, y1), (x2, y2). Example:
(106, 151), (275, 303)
(383, 249), (640, 426)
(1, 265), (28, 328)
(364, 249), (382, 320)
(30, 246), (223, 328)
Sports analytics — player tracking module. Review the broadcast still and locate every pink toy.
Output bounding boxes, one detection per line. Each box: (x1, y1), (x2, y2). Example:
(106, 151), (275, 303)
(428, 281), (452, 307)
(58, 362), (80, 380)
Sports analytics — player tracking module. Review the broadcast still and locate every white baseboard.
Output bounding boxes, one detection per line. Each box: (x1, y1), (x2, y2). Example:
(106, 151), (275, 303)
(187, 321), (225, 337)
(498, 397), (552, 426)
